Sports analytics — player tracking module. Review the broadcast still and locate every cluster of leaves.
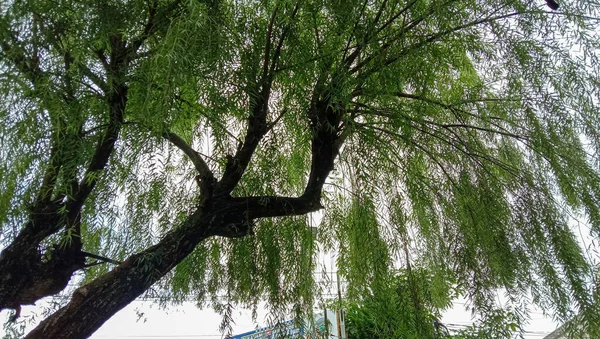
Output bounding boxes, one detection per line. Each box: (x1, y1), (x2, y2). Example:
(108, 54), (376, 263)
(343, 269), (454, 339)
(451, 309), (522, 339)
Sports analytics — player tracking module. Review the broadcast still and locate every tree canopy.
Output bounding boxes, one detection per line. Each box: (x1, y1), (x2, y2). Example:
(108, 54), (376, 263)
(1, 0), (600, 337)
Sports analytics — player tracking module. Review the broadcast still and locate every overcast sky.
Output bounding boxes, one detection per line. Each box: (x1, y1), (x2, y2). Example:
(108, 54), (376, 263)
(0, 292), (558, 339)
(1, 252), (561, 339)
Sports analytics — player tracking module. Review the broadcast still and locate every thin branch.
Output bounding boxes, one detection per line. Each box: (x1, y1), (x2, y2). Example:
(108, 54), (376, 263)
(262, 6), (279, 81)
(381, 11), (524, 69)
(349, 0), (445, 74)
(266, 108), (288, 132)
(35, 142), (62, 206)
(341, 0), (369, 64)
(82, 251), (122, 265)
(375, 0), (418, 37)
(312, 11), (323, 52)
(129, 0), (183, 53)
(268, 3), (299, 77)
(392, 92), (530, 138)
(354, 97), (529, 140)
(93, 49), (109, 73)
(405, 137), (459, 189)
(173, 94), (244, 144)
(72, 36), (128, 208)
(162, 131), (214, 180)
(215, 4), (299, 196)
(439, 122), (528, 140)
(78, 64), (108, 93)
(358, 121), (520, 178)
(352, 10), (525, 79)
(0, 33), (44, 85)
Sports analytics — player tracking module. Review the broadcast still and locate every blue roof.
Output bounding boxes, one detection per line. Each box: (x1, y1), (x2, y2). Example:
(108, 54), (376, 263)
(228, 320), (304, 339)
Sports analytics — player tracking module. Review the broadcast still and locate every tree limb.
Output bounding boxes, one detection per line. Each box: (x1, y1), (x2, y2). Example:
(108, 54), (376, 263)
(304, 88), (348, 199)
(82, 251), (122, 265)
(78, 63), (108, 93)
(162, 131), (214, 180)
(0, 0), (191, 320)
(23, 71), (350, 339)
(129, 0), (184, 53)
(359, 93), (530, 140)
(262, 6), (279, 81)
(232, 195), (324, 219)
(380, 11), (524, 69)
(71, 36), (128, 210)
(0, 32), (130, 315)
(215, 5), (298, 196)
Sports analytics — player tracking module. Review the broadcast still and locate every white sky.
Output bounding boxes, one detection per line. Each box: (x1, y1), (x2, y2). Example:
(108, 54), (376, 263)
(0, 289), (559, 338)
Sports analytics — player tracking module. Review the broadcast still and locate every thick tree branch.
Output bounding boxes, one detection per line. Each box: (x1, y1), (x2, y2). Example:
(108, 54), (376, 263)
(215, 95), (269, 195)
(304, 91), (347, 199)
(232, 195), (324, 219)
(23, 193), (260, 338)
(22, 197), (327, 337)
(8, 3), (342, 334)
(22, 163), (334, 338)
(21, 97), (347, 339)
(0, 33), (131, 316)
(24, 206), (208, 339)
(23, 74), (350, 339)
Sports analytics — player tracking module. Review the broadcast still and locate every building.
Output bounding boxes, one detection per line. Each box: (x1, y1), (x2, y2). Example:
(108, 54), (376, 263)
(229, 309), (346, 339)
(543, 322), (590, 339)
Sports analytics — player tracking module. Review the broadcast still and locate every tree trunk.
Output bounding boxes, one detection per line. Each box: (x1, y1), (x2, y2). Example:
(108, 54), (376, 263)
(0, 203), (85, 315)
(24, 206), (210, 339)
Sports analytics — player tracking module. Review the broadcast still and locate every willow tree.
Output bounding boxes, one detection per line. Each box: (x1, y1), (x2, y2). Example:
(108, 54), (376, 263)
(1, 0), (600, 337)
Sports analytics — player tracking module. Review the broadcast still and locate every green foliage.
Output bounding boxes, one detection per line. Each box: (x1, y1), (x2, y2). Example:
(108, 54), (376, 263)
(452, 309), (522, 339)
(344, 269), (454, 339)
(2, 0), (600, 336)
